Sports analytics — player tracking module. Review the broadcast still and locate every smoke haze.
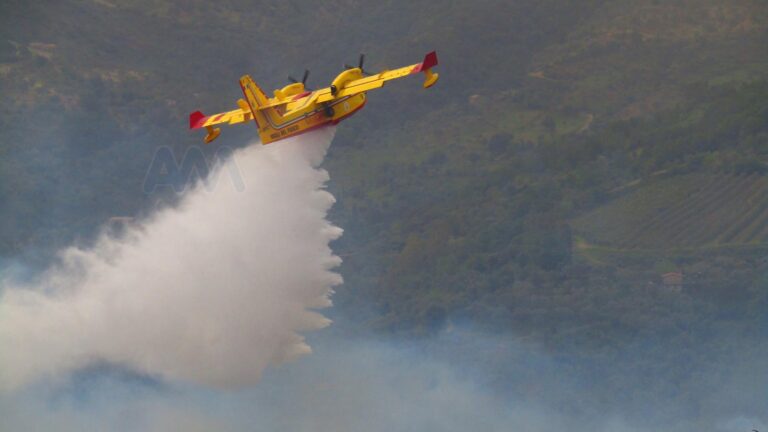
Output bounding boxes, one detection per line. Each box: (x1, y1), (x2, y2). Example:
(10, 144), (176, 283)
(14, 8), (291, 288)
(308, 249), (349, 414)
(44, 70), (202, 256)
(2, 333), (765, 432)
(0, 127), (342, 390)
(1, 129), (766, 432)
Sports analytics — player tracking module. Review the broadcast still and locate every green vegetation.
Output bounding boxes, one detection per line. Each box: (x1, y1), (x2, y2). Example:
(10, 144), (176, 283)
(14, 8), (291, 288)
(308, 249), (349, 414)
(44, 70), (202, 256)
(1, 0), (768, 422)
(573, 173), (768, 250)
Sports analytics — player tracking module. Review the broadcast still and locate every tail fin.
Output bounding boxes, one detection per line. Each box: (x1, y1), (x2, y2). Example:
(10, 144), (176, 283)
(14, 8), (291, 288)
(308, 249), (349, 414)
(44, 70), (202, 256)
(239, 75), (270, 112)
(239, 75), (279, 138)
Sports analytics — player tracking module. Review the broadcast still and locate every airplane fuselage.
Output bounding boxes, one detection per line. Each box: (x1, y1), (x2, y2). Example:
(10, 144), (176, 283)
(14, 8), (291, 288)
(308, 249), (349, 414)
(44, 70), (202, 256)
(258, 92), (367, 143)
(190, 51), (437, 145)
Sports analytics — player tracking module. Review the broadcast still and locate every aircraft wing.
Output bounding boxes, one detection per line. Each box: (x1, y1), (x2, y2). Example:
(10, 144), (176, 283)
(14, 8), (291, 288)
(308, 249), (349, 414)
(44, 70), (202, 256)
(316, 51), (438, 102)
(189, 107), (252, 130)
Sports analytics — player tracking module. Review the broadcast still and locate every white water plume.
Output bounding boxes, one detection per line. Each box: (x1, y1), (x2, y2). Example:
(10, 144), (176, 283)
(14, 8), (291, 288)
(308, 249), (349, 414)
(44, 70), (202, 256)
(0, 127), (342, 391)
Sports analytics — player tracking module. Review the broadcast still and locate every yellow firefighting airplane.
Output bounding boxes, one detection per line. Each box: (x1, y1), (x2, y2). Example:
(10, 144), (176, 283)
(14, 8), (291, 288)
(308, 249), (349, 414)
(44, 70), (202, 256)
(190, 51), (439, 145)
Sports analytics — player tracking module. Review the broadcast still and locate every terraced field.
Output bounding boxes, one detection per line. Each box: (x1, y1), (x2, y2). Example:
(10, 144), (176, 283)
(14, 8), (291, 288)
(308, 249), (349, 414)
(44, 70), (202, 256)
(572, 174), (768, 250)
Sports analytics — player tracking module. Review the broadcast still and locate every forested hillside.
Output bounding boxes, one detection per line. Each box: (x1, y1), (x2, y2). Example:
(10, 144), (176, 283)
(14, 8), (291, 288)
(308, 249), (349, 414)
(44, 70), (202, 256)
(2, 1), (768, 425)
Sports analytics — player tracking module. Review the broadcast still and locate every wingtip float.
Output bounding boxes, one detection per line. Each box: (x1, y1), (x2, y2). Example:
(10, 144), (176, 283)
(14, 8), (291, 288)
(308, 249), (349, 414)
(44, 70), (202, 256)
(189, 51), (439, 145)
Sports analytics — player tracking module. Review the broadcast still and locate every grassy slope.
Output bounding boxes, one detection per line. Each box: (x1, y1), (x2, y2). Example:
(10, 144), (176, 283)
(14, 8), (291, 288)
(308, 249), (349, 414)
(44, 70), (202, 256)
(1, 1), (767, 382)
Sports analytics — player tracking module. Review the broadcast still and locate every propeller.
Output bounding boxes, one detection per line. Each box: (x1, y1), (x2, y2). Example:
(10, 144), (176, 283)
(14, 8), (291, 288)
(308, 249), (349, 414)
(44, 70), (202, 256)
(288, 69), (311, 89)
(345, 53), (373, 75)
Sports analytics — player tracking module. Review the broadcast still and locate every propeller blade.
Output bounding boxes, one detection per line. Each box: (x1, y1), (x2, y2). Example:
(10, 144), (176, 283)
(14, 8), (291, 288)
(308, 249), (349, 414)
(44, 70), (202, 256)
(288, 76), (298, 83)
(345, 54), (372, 75)
(301, 69), (310, 84)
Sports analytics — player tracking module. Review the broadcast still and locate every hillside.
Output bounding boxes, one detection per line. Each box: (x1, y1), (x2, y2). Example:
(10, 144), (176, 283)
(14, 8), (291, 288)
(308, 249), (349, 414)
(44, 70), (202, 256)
(574, 173), (768, 250)
(0, 0), (765, 314)
(2, 1), (768, 424)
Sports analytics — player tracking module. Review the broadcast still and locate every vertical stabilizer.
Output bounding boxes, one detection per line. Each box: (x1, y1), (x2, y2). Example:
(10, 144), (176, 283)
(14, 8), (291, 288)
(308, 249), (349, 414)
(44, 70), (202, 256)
(239, 75), (271, 135)
(239, 75), (271, 108)
(239, 75), (289, 144)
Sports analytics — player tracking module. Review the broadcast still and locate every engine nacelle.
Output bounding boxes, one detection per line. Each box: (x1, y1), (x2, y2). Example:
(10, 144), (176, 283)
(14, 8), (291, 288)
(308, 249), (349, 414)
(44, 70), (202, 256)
(330, 68), (363, 95)
(274, 82), (305, 100)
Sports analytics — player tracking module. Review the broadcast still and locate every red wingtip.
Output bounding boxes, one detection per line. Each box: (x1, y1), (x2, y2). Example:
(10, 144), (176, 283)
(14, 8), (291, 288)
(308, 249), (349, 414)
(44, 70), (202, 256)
(412, 51), (439, 73)
(189, 111), (206, 129)
(422, 51), (438, 69)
